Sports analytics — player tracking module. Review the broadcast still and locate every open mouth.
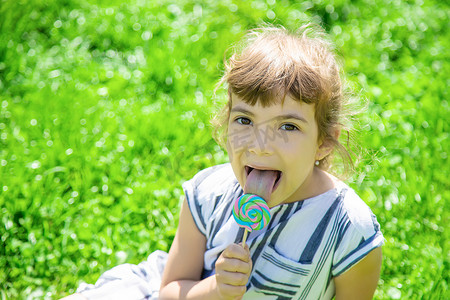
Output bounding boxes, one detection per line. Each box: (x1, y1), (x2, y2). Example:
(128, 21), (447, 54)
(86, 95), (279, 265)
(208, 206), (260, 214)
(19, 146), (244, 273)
(245, 166), (282, 191)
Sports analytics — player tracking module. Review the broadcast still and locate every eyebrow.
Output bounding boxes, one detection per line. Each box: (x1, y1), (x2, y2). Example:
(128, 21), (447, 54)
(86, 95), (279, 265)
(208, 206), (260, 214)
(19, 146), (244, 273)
(276, 113), (308, 124)
(230, 106), (308, 124)
(230, 106), (255, 116)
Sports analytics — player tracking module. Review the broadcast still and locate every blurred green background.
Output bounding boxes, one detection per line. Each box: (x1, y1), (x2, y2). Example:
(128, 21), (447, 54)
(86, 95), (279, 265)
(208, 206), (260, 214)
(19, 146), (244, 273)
(0, 0), (448, 299)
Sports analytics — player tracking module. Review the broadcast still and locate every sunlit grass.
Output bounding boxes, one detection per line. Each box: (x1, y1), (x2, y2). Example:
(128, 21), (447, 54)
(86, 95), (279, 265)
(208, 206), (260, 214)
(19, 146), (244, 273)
(0, 0), (448, 299)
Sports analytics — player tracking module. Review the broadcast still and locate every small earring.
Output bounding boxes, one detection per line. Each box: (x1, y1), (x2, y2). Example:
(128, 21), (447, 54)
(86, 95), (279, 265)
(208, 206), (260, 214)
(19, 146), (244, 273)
(315, 160), (320, 166)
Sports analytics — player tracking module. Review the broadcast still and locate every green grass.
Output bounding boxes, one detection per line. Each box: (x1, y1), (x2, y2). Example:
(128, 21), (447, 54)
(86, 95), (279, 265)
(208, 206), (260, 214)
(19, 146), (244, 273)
(0, 0), (448, 299)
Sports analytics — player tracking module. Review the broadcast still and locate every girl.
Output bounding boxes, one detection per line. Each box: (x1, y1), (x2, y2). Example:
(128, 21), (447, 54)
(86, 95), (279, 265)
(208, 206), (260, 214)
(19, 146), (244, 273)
(64, 23), (383, 300)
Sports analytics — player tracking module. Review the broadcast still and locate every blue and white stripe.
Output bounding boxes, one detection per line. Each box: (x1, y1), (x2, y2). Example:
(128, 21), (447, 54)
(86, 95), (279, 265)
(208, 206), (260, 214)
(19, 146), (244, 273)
(78, 163), (384, 300)
(183, 163), (384, 299)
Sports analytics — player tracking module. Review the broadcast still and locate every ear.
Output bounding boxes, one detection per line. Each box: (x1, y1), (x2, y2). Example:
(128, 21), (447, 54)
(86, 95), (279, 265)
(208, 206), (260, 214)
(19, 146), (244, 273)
(316, 127), (341, 161)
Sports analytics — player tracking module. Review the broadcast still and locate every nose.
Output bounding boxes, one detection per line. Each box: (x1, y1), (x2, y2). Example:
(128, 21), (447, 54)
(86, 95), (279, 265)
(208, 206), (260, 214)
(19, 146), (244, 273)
(247, 128), (274, 156)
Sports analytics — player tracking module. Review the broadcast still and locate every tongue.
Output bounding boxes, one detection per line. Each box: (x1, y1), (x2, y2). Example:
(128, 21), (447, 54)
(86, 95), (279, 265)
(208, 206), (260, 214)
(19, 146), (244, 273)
(244, 169), (278, 202)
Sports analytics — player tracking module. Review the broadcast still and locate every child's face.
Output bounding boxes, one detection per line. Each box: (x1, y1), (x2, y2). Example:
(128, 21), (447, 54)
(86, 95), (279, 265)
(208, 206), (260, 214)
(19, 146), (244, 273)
(227, 94), (327, 207)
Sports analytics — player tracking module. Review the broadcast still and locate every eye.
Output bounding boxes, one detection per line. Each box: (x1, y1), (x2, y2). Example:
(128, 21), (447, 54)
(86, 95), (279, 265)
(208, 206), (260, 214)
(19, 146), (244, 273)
(280, 123), (299, 131)
(236, 117), (252, 126)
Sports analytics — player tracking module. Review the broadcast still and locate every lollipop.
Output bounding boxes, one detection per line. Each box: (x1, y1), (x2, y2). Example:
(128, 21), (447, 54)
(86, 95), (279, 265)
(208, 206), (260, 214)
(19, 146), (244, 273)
(233, 193), (271, 245)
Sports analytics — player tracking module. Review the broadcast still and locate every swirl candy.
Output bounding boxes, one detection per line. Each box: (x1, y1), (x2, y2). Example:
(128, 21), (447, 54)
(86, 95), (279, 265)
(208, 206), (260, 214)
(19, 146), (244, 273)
(233, 193), (271, 245)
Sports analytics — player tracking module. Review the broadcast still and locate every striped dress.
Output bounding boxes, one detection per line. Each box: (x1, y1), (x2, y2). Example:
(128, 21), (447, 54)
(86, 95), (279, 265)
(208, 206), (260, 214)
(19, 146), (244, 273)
(184, 163), (384, 299)
(78, 163), (384, 300)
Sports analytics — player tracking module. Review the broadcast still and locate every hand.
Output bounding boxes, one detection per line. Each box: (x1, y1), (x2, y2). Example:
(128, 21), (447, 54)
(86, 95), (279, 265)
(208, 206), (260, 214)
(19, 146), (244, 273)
(214, 243), (252, 300)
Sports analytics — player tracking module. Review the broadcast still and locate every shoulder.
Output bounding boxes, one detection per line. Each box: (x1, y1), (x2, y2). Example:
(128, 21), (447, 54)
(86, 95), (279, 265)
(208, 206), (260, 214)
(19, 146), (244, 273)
(336, 182), (381, 239)
(182, 163), (240, 235)
(184, 163), (237, 196)
(331, 182), (384, 277)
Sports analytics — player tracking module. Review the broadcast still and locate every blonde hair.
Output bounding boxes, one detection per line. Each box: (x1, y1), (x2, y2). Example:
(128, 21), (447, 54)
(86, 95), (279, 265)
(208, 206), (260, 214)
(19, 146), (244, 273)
(213, 23), (359, 176)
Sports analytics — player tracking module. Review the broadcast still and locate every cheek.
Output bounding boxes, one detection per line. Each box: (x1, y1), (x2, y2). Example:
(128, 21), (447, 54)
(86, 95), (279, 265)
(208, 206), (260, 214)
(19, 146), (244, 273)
(227, 126), (254, 152)
(282, 138), (318, 160)
(226, 126), (235, 150)
(226, 139), (236, 164)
